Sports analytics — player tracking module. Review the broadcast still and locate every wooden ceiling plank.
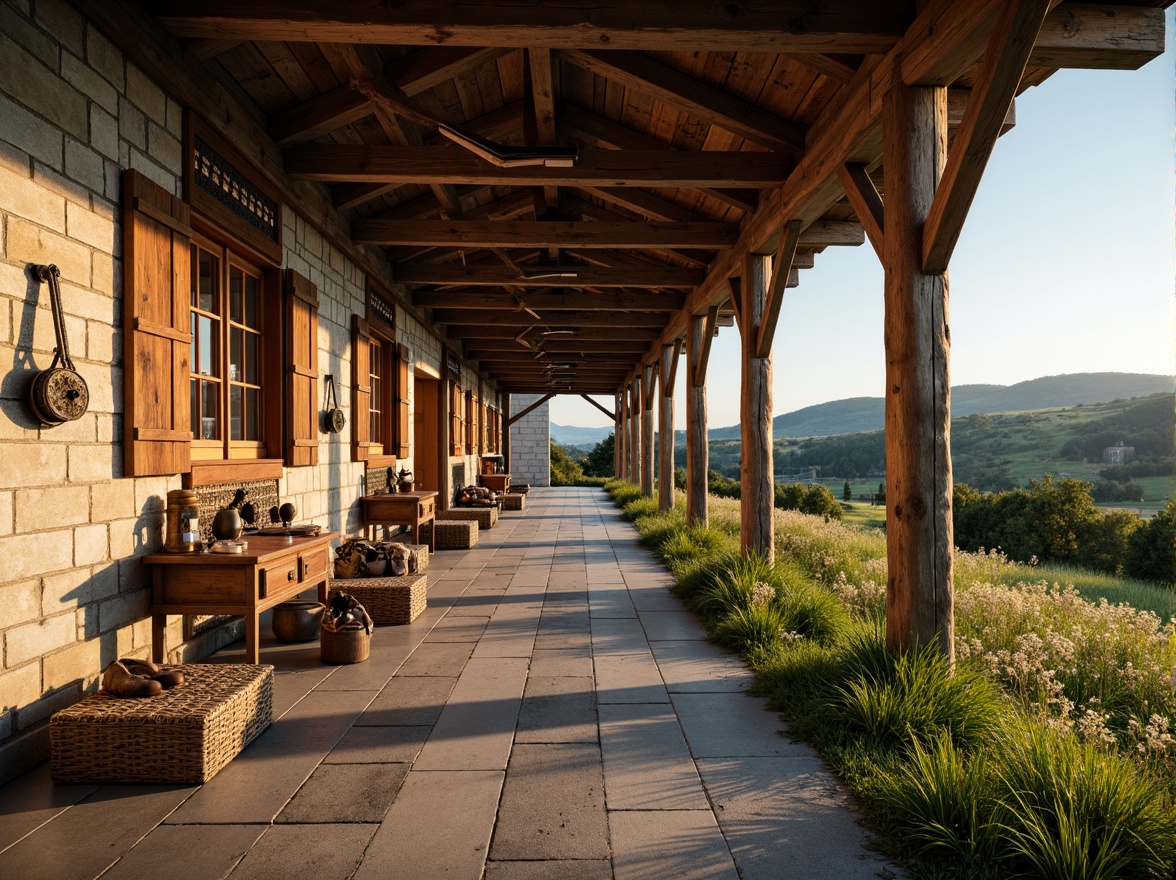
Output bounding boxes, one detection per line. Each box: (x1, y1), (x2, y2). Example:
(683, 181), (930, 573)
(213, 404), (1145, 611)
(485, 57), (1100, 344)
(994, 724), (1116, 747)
(269, 84), (371, 146)
(756, 218), (801, 358)
(355, 219), (738, 249)
(413, 290), (686, 311)
(577, 185), (702, 223)
(787, 53), (858, 84)
(186, 38), (242, 60)
(923, 0), (1052, 274)
(385, 47), (513, 95)
(837, 163), (885, 258)
(448, 324), (660, 341)
(288, 146), (790, 187)
(153, 2), (910, 53)
(433, 308), (666, 326)
(559, 49), (806, 152)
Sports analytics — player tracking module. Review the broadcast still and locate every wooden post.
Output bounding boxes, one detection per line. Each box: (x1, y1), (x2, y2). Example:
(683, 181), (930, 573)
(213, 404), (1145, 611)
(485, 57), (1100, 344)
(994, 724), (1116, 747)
(686, 313), (709, 526)
(883, 82), (954, 659)
(641, 361), (655, 498)
(658, 343), (676, 511)
(614, 390), (624, 479)
(629, 374), (641, 485)
(502, 392), (511, 475)
(739, 253), (773, 561)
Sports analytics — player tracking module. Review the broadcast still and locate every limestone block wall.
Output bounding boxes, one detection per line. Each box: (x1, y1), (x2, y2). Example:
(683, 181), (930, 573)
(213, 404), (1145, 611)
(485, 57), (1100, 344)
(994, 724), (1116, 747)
(0, 0), (495, 784)
(509, 394), (551, 487)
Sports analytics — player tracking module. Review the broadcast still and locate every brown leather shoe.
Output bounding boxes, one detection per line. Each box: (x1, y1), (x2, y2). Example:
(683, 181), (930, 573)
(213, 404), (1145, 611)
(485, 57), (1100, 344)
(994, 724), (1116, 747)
(101, 661), (163, 698)
(120, 658), (184, 689)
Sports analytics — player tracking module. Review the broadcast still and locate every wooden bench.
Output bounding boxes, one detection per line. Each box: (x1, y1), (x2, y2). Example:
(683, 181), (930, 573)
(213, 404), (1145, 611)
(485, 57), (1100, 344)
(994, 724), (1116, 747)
(50, 664), (272, 784)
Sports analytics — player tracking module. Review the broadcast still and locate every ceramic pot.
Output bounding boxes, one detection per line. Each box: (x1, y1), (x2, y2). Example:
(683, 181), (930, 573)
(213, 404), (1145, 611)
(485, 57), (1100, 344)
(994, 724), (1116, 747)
(211, 508), (243, 541)
(271, 600), (324, 643)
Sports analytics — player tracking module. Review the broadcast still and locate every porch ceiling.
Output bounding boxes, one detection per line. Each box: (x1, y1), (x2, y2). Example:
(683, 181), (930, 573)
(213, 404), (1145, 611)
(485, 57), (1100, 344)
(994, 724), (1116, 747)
(106, 1), (1171, 395)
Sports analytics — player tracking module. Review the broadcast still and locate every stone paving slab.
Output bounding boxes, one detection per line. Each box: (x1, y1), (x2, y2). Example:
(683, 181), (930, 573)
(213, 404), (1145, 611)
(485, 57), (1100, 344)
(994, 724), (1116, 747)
(484, 860), (613, 880)
(609, 810), (739, 880)
(598, 703), (709, 810)
(355, 675), (457, 726)
(515, 675), (598, 744)
(593, 652), (669, 704)
(530, 646), (594, 677)
(490, 743), (608, 860)
(636, 609), (708, 641)
(0, 766), (95, 852)
(649, 640), (752, 693)
(354, 770), (504, 880)
(102, 824), (266, 880)
(228, 824), (377, 880)
(589, 617), (649, 654)
(323, 725), (432, 763)
(672, 692), (813, 758)
(278, 761), (409, 823)
(397, 641), (476, 677)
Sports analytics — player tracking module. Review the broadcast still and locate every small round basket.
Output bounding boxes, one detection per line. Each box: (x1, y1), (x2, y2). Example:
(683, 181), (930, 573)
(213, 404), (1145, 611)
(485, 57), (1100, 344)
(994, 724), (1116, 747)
(320, 627), (370, 664)
(271, 600), (325, 643)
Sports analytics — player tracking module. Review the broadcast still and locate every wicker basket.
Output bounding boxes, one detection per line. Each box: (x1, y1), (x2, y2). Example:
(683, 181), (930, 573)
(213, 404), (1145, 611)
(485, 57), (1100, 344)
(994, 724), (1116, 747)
(441, 507), (498, 529)
(513, 483), (531, 495)
(407, 543), (429, 572)
(328, 575), (426, 625)
(421, 519), (479, 549)
(50, 664), (273, 784)
(502, 493), (525, 511)
(320, 627), (371, 664)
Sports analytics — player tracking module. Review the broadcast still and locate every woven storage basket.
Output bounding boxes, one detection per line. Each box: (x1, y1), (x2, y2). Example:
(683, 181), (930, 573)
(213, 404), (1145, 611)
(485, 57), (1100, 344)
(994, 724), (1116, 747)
(442, 507), (498, 529)
(50, 664), (272, 784)
(328, 575), (426, 625)
(421, 519), (479, 549)
(407, 544), (429, 572)
(320, 627), (370, 664)
(502, 493), (525, 511)
(513, 483), (531, 495)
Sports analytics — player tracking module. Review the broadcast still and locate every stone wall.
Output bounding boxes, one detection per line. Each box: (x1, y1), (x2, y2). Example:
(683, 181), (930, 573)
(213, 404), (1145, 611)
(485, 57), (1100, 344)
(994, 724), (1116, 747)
(0, 0), (496, 783)
(509, 394), (551, 487)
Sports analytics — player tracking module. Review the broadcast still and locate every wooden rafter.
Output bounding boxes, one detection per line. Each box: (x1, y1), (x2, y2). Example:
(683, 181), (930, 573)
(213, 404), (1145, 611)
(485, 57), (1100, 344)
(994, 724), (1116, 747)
(448, 325), (660, 342)
(154, 2), (910, 53)
(579, 395), (616, 421)
(922, 0), (1052, 274)
(507, 393), (556, 426)
(385, 47), (513, 96)
(412, 290), (685, 311)
(354, 219), (737, 249)
(837, 163), (885, 258)
(463, 338), (653, 352)
(393, 263), (704, 289)
(433, 309), (666, 327)
(576, 186), (702, 224)
(285, 146), (789, 187)
(269, 85), (370, 146)
(756, 219), (802, 359)
(558, 49), (806, 152)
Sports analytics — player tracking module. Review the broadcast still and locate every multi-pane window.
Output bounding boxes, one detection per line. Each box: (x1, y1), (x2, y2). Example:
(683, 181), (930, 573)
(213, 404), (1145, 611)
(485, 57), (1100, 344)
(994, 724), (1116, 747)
(369, 337), (386, 453)
(190, 234), (265, 460)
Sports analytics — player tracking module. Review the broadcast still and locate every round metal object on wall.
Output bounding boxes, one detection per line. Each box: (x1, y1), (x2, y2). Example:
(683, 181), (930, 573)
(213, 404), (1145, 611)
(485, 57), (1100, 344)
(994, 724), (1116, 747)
(28, 367), (89, 427)
(325, 406), (346, 434)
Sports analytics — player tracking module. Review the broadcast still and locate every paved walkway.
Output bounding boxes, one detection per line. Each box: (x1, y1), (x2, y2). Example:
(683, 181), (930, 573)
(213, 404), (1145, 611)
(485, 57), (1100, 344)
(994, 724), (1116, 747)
(0, 488), (901, 879)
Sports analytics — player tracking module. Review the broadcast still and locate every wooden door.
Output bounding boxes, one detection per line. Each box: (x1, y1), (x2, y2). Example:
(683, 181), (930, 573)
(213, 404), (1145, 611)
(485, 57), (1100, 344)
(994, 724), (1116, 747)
(414, 375), (439, 491)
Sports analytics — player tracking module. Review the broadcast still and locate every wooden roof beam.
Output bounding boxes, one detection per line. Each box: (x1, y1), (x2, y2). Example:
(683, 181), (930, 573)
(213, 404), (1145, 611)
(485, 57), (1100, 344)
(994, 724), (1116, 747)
(153, 2), (910, 53)
(558, 49), (806, 152)
(1030, 4), (1166, 71)
(385, 47), (513, 96)
(414, 290), (686, 311)
(433, 309), (667, 327)
(448, 325), (660, 341)
(356, 219), (737, 249)
(465, 338), (654, 352)
(396, 263), (703, 289)
(576, 186), (704, 224)
(287, 146), (789, 187)
(185, 38), (241, 60)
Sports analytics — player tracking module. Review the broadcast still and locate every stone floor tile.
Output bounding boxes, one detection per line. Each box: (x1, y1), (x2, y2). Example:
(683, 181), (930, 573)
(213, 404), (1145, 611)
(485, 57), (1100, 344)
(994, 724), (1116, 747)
(397, 641), (475, 677)
(515, 675), (598, 744)
(609, 810), (738, 880)
(672, 693), (812, 758)
(228, 824), (377, 880)
(490, 743), (608, 860)
(322, 725), (432, 763)
(356, 676), (457, 726)
(598, 703), (709, 810)
(484, 860), (612, 880)
(413, 657), (529, 770)
(589, 617), (648, 654)
(637, 610), (708, 641)
(696, 757), (903, 879)
(167, 689), (375, 824)
(626, 588), (682, 611)
(586, 585), (637, 619)
(425, 615), (491, 642)
(101, 824), (266, 880)
(0, 783), (196, 880)
(0, 765), (96, 852)
(353, 770), (503, 880)
(278, 762), (409, 823)
(594, 652), (668, 704)
(530, 647), (594, 677)
(649, 641), (752, 693)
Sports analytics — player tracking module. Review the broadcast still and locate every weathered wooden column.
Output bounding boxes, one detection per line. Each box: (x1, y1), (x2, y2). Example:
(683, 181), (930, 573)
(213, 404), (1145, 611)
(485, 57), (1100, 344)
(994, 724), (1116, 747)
(685, 311), (713, 526)
(502, 392), (511, 476)
(628, 373), (641, 485)
(614, 390), (624, 479)
(883, 83), (954, 659)
(657, 342), (679, 511)
(640, 361), (655, 498)
(739, 258), (773, 561)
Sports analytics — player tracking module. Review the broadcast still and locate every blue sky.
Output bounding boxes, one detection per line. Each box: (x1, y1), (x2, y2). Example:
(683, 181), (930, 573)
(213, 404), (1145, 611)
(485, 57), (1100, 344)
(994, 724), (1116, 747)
(550, 19), (1175, 431)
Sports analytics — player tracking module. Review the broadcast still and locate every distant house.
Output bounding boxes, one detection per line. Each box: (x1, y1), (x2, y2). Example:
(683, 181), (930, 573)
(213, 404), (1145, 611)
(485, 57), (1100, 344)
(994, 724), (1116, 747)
(1103, 442), (1136, 464)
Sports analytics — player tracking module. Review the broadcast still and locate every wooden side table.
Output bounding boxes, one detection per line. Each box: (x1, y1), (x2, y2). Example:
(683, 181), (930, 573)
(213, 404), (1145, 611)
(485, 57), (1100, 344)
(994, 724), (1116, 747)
(481, 473), (510, 494)
(361, 490), (437, 552)
(144, 532), (337, 664)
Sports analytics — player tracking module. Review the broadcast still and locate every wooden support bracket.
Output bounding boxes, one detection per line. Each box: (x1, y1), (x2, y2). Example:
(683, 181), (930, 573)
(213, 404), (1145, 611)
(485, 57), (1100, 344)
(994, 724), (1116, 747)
(922, 0), (1052, 273)
(837, 164), (885, 259)
(579, 394), (616, 421)
(664, 339), (683, 396)
(507, 392), (556, 426)
(694, 306), (719, 388)
(727, 278), (743, 334)
(756, 219), (801, 358)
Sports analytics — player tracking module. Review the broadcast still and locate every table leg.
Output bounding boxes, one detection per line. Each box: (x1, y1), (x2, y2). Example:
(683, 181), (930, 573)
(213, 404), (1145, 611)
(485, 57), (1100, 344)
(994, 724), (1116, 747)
(245, 610), (260, 664)
(151, 613), (166, 663)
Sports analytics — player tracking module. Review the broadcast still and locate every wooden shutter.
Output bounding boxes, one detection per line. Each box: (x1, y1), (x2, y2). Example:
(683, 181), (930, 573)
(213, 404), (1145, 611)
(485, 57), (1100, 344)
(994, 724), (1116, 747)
(352, 315), (372, 462)
(449, 382), (463, 456)
(395, 344), (410, 458)
(122, 170), (192, 476)
(285, 270), (319, 467)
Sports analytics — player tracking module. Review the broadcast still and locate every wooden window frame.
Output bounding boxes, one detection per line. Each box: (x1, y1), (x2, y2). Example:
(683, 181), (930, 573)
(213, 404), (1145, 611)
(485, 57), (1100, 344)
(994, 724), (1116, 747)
(449, 380), (464, 457)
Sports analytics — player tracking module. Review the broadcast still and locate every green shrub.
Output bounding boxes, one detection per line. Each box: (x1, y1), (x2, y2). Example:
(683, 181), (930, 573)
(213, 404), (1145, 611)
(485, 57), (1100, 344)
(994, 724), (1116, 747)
(775, 579), (849, 646)
(622, 496), (659, 522)
(713, 603), (790, 656)
(692, 553), (780, 617)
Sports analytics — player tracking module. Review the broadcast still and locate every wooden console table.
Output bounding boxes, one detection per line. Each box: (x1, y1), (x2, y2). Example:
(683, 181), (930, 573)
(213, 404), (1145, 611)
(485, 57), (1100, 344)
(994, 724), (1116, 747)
(144, 532), (337, 664)
(481, 473), (510, 494)
(361, 490), (437, 552)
